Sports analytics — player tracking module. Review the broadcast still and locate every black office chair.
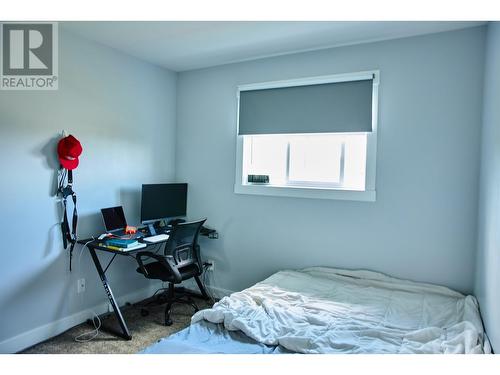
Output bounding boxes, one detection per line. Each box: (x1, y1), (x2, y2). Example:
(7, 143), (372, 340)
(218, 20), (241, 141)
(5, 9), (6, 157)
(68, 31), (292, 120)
(135, 218), (209, 326)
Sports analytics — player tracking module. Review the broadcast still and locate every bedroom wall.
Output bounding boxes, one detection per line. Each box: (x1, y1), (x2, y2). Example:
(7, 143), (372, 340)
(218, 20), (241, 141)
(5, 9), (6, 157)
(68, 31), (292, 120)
(475, 21), (500, 353)
(0, 28), (177, 352)
(176, 27), (486, 295)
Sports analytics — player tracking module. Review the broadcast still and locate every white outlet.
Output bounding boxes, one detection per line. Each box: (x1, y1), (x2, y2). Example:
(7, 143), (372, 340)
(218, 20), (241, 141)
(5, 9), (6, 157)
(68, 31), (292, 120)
(206, 260), (215, 272)
(77, 278), (86, 293)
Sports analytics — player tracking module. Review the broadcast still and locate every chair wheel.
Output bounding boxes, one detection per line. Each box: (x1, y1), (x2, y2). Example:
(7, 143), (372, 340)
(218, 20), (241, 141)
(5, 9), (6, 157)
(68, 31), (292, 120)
(165, 319), (173, 326)
(140, 309), (149, 317)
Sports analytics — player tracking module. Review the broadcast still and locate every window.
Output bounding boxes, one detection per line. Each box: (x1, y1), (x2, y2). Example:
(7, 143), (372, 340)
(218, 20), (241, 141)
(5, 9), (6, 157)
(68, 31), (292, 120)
(243, 133), (367, 190)
(235, 71), (378, 201)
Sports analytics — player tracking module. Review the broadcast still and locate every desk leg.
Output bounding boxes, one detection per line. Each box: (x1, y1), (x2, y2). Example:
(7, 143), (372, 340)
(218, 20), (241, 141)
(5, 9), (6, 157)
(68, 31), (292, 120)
(88, 248), (132, 340)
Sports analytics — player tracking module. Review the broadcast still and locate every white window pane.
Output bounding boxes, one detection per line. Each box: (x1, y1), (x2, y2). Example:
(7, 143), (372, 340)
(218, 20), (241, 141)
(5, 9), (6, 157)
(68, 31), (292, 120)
(342, 135), (367, 190)
(242, 133), (367, 190)
(243, 135), (287, 184)
(289, 135), (342, 184)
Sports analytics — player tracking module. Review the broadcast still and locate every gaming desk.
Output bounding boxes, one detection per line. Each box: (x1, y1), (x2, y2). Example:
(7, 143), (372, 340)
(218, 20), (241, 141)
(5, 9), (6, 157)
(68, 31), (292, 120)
(77, 226), (217, 340)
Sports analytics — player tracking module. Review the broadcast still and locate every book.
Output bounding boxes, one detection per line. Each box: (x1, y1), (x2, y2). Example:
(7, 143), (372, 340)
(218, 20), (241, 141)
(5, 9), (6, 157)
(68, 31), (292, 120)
(99, 243), (146, 252)
(105, 238), (139, 248)
(123, 243), (146, 251)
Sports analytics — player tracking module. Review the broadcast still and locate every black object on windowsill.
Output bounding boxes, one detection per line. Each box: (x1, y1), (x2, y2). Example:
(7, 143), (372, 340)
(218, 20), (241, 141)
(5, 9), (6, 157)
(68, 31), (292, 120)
(248, 174), (269, 184)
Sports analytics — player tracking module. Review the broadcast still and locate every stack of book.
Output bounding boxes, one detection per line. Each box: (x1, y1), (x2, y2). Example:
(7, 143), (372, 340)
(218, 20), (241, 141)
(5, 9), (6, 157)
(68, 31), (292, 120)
(99, 238), (146, 251)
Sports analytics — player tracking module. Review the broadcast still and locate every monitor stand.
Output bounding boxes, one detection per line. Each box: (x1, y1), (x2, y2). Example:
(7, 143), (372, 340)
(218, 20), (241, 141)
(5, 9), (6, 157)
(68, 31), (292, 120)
(147, 223), (157, 236)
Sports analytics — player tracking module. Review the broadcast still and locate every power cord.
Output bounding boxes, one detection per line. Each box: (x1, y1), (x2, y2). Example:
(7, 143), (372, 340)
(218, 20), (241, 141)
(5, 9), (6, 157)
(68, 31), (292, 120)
(74, 314), (101, 343)
(77, 237), (94, 267)
(73, 237), (103, 343)
(202, 262), (217, 304)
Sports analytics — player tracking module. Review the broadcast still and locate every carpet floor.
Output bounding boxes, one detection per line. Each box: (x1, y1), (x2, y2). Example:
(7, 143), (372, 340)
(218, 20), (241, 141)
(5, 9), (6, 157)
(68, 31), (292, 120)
(21, 295), (212, 354)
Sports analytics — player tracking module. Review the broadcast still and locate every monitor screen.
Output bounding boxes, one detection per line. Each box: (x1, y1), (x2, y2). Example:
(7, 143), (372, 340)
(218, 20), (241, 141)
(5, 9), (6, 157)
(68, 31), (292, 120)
(101, 206), (127, 232)
(141, 183), (187, 223)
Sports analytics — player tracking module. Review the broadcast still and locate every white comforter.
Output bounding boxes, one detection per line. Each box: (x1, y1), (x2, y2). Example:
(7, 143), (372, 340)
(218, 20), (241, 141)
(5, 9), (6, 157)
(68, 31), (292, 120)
(192, 267), (489, 354)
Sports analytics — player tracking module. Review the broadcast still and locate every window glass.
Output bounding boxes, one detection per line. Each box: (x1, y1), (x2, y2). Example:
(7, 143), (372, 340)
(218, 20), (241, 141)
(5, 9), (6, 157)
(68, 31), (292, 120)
(289, 135), (343, 185)
(242, 133), (367, 191)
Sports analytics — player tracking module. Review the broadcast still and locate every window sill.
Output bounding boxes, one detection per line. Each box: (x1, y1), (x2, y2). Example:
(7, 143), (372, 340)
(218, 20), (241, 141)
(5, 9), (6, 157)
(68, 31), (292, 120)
(234, 183), (376, 202)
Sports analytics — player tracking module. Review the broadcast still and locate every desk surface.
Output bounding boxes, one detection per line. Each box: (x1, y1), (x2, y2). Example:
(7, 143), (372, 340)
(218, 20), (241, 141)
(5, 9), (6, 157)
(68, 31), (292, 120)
(78, 224), (217, 255)
(77, 234), (169, 255)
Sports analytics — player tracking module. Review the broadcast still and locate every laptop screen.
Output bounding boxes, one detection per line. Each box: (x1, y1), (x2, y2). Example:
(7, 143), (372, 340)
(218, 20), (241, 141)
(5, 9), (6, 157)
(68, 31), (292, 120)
(101, 206), (127, 232)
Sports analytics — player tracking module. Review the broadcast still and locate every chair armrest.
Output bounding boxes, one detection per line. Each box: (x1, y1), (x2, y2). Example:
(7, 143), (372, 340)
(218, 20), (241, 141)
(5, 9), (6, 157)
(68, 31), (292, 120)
(136, 251), (182, 282)
(135, 251), (154, 276)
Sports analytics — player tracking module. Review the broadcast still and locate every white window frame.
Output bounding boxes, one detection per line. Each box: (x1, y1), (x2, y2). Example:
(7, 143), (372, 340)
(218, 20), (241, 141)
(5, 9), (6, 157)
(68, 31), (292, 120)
(234, 70), (379, 202)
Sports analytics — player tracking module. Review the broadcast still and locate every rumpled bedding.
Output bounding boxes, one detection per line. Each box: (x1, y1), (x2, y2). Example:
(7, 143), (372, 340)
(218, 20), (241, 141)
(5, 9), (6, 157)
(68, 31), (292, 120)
(192, 267), (489, 354)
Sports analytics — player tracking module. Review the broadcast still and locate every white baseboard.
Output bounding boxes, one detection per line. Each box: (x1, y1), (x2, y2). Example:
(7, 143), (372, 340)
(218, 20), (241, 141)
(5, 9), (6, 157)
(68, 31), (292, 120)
(1, 281), (235, 354)
(0, 284), (162, 354)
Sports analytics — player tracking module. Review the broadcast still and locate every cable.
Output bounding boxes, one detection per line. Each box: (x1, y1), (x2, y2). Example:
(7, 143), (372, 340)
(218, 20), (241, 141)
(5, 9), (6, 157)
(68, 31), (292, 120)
(202, 263), (217, 304)
(73, 237), (103, 343)
(78, 237), (94, 269)
(205, 272), (216, 304)
(74, 314), (101, 343)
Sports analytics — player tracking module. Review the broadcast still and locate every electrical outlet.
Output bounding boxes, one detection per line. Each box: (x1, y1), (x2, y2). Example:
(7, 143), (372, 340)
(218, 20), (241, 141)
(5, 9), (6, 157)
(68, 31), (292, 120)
(77, 278), (86, 293)
(206, 260), (215, 272)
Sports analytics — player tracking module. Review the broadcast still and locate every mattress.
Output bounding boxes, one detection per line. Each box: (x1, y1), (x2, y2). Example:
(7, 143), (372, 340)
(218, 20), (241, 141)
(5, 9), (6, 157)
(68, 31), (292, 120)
(142, 267), (489, 354)
(140, 320), (290, 354)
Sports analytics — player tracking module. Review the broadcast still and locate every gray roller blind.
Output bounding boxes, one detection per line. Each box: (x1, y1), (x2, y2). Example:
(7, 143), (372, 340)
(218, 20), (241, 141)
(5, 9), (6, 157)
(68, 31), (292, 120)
(238, 79), (373, 135)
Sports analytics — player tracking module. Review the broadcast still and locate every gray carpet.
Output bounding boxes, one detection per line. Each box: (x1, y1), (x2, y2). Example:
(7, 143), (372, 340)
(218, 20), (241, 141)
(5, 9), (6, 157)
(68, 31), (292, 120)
(22, 295), (212, 354)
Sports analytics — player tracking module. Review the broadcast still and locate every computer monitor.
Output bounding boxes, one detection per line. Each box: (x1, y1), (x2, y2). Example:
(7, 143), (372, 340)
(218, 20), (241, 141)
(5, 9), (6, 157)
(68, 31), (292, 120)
(141, 183), (187, 235)
(101, 206), (127, 233)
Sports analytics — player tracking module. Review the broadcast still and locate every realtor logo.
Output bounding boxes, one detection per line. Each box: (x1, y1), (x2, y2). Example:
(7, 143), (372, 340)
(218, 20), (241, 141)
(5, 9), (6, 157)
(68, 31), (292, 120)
(1, 22), (58, 90)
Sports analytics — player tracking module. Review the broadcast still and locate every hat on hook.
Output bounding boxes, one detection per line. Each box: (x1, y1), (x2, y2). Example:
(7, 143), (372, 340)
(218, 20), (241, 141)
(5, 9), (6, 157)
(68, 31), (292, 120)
(57, 135), (82, 170)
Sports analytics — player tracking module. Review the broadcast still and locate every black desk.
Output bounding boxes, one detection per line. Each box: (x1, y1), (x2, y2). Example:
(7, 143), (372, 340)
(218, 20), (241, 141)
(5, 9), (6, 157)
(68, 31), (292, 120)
(77, 236), (163, 340)
(77, 227), (217, 340)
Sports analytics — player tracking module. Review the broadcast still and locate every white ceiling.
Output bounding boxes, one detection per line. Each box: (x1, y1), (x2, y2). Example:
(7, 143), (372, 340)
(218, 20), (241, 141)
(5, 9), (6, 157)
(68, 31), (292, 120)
(62, 21), (485, 72)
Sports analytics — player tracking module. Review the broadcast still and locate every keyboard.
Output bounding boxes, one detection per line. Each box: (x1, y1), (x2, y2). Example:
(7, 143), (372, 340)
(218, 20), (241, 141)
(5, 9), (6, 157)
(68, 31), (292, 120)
(143, 234), (169, 243)
(121, 243), (147, 252)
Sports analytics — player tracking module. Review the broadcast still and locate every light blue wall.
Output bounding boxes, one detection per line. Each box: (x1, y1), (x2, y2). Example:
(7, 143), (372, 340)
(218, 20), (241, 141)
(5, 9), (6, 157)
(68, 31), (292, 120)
(176, 27), (486, 295)
(475, 22), (500, 353)
(0, 28), (177, 351)
(0, 24), (491, 353)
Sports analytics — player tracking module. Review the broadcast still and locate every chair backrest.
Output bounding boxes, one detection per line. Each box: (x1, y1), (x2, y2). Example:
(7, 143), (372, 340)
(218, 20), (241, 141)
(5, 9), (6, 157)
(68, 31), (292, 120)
(163, 218), (206, 269)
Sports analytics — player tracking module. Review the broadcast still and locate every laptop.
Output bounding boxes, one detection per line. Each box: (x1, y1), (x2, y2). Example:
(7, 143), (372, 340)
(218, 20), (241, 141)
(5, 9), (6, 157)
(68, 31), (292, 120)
(100, 206), (143, 239)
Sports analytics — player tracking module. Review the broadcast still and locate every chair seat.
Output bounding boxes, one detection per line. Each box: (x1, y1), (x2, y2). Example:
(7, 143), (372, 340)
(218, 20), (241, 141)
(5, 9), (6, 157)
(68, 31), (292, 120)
(136, 261), (201, 283)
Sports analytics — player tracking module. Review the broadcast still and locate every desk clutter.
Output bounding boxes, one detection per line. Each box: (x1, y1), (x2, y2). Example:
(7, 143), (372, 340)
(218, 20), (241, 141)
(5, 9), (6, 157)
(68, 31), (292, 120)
(98, 183), (218, 242)
(98, 237), (147, 252)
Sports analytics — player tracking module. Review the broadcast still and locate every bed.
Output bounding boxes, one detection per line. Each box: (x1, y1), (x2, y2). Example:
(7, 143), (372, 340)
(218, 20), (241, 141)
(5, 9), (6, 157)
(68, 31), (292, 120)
(141, 267), (490, 354)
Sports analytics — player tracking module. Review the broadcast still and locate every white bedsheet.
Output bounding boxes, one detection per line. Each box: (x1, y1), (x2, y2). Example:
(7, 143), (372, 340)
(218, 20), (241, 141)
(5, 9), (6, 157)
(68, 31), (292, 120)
(192, 267), (489, 354)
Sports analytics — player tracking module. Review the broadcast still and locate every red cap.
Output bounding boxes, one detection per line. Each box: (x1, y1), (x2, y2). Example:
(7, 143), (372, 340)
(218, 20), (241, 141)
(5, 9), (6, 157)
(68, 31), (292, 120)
(57, 135), (82, 170)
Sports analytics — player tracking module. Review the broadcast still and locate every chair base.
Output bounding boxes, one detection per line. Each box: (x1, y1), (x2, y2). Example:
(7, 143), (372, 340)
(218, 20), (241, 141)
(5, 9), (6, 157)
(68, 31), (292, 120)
(164, 294), (199, 326)
(173, 286), (210, 301)
(141, 282), (205, 326)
